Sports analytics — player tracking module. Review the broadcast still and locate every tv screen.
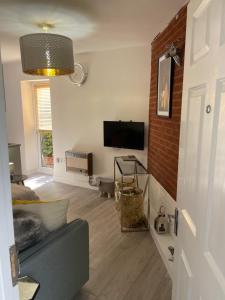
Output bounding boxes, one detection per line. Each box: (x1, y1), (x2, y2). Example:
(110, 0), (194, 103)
(103, 121), (144, 150)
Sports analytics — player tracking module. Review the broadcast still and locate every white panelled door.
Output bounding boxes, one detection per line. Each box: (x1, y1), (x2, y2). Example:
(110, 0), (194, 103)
(173, 0), (225, 299)
(0, 54), (19, 299)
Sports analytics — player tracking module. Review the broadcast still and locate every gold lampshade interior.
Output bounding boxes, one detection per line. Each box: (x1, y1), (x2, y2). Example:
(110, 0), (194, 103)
(25, 68), (74, 76)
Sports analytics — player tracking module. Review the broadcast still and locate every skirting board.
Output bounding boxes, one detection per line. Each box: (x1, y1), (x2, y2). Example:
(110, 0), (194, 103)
(24, 168), (53, 176)
(24, 168), (39, 176)
(53, 175), (98, 191)
(149, 175), (177, 281)
(150, 218), (175, 280)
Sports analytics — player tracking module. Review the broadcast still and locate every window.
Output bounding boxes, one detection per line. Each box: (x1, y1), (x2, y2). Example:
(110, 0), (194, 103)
(35, 83), (54, 168)
(36, 85), (52, 131)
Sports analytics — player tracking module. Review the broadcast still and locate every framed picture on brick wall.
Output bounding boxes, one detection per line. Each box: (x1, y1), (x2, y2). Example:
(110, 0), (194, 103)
(157, 54), (173, 117)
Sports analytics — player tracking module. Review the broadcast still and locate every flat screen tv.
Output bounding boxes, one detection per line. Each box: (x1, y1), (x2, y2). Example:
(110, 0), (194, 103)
(103, 121), (144, 150)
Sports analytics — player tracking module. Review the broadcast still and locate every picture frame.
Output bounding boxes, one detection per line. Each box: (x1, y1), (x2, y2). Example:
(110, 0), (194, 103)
(157, 54), (173, 117)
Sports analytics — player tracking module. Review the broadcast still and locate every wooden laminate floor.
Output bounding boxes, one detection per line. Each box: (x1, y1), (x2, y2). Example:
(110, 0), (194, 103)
(28, 175), (172, 300)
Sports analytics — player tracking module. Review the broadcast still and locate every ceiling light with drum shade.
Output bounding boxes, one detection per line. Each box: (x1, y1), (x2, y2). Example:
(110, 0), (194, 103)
(19, 23), (74, 76)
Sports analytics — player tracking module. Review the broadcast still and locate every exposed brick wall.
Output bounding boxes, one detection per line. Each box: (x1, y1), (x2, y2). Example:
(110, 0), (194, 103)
(148, 5), (187, 200)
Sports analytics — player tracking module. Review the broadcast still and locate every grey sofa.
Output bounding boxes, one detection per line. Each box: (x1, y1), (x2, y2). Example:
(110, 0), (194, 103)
(19, 219), (89, 300)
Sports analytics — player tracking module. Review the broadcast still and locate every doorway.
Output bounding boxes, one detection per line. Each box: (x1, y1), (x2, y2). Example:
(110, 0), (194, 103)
(20, 80), (54, 174)
(34, 83), (54, 170)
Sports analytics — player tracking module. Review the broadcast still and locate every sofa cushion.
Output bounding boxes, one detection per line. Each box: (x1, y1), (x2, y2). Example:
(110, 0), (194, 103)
(13, 199), (69, 232)
(19, 219), (82, 261)
(18, 219), (89, 300)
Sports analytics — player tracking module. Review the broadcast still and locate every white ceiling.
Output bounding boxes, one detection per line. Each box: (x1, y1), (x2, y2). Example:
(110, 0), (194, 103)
(0, 0), (187, 62)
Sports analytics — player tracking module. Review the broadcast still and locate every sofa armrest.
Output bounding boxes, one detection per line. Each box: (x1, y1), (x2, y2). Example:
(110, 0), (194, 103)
(19, 219), (89, 300)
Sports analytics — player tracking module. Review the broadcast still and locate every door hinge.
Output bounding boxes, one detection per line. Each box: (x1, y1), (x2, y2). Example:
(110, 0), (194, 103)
(9, 244), (19, 286)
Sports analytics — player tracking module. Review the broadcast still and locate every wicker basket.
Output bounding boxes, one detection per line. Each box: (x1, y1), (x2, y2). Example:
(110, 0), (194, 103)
(118, 187), (145, 228)
(114, 178), (136, 211)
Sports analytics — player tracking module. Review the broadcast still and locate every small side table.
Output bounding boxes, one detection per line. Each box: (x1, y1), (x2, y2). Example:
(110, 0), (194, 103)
(18, 276), (40, 300)
(98, 177), (115, 198)
(114, 156), (150, 232)
(11, 174), (28, 185)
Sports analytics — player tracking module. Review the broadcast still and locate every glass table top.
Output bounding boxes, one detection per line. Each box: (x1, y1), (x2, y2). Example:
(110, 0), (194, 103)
(115, 156), (148, 176)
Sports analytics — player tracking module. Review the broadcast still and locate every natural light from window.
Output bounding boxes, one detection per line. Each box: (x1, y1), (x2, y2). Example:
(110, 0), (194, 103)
(35, 83), (54, 169)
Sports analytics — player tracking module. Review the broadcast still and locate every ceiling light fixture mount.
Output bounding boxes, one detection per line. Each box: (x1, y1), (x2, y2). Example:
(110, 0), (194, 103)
(20, 24), (74, 77)
(37, 22), (55, 32)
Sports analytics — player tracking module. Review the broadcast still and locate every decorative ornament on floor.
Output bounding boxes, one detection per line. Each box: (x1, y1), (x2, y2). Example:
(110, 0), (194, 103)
(19, 23), (74, 76)
(165, 43), (181, 67)
(154, 205), (169, 234)
(69, 63), (88, 86)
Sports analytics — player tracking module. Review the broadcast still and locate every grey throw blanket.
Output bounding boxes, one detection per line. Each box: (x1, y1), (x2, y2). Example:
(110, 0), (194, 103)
(13, 210), (48, 252)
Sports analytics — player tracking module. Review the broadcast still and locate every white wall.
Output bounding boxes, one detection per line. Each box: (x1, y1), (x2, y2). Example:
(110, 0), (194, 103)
(3, 62), (48, 174)
(3, 62), (26, 172)
(20, 81), (39, 174)
(50, 46), (151, 187)
(149, 175), (177, 281)
(0, 52), (19, 300)
(3, 46), (151, 186)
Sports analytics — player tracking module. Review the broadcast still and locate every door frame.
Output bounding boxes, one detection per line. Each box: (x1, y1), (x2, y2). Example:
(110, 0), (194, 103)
(0, 52), (19, 299)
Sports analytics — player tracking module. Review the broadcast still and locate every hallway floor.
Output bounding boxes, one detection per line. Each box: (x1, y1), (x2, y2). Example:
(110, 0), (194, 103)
(27, 175), (172, 300)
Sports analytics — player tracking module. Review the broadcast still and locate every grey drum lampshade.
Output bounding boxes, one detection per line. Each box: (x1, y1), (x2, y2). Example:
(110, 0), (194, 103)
(20, 33), (74, 76)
